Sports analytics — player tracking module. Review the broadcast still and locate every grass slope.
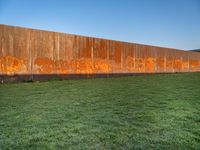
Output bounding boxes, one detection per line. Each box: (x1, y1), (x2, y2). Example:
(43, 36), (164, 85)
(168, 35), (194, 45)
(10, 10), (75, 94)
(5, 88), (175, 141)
(0, 73), (200, 149)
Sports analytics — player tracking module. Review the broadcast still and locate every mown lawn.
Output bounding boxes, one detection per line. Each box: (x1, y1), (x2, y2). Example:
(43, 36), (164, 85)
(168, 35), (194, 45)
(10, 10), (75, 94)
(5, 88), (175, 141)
(0, 73), (200, 149)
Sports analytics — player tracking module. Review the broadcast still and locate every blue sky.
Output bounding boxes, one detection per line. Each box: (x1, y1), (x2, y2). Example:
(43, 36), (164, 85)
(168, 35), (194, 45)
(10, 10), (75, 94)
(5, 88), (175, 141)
(0, 0), (200, 50)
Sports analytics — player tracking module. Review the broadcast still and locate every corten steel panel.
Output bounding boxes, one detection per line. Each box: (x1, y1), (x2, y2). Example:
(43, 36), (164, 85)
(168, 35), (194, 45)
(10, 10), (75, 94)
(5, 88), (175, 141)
(59, 34), (75, 74)
(155, 46), (166, 73)
(93, 38), (111, 74)
(135, 44), (149, 72)
(165, 48), (175, 72)
(30, 29), (55, 74)
(75, 36), (93, 74)
(190, 53), (200, 71)
(144, 46), (155, 73)
(0, 25), (30, 76)
(0, 24), (200, 82)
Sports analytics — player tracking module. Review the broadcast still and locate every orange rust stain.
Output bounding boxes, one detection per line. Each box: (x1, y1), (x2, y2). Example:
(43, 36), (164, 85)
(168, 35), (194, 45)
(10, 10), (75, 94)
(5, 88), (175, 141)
(93, 59), (111, 73)
(174, 59), (182, 71)
(166, 59), (173, 71)
(35, 57), (71, 74)
(74, 59), (111, 73)
(35, 57), (54, 73)
(0, 55), (27, 74)
(136, 58), (145, 72)
(190, 60), (199, 71)
(75, 59), (93, 74)
(125, 56), (135, 71)
(2, 56), (200, 75)
(146, 57), (155, 72)
(156, 57), (165, 71)
(34, 57), (112, 74)
(54, 60), (70, 74)
(182, 61), (189, 70)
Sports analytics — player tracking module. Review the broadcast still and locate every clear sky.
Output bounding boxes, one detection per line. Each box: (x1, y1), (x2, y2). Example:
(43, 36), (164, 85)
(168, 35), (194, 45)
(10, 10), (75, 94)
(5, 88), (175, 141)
(0, 0), (200, 50)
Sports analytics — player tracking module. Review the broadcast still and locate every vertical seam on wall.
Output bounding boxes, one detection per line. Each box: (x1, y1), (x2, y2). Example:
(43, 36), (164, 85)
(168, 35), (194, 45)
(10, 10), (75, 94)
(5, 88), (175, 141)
(29, 30), (33, 81)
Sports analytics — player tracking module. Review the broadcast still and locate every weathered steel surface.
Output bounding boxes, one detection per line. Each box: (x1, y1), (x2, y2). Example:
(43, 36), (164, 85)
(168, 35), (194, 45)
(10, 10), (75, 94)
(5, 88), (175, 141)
(0, 24), (200, 82)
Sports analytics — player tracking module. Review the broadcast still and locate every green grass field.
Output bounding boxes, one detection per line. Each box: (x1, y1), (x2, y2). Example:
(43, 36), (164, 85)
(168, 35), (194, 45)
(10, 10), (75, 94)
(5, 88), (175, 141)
(0, 73), (200, 149)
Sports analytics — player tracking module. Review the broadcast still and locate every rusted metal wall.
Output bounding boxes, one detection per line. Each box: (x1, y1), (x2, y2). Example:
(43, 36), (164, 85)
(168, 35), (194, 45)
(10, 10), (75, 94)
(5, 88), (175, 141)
(0, 24), (200, 82)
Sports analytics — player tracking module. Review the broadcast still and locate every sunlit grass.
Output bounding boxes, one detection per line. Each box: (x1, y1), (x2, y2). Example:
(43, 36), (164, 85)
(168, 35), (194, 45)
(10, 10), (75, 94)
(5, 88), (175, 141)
(0, 73), (200, 149)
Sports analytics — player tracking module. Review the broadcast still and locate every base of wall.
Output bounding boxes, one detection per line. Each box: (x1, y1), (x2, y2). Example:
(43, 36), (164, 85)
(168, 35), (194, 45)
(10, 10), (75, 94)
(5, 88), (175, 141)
(0, 72), (197, 83)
